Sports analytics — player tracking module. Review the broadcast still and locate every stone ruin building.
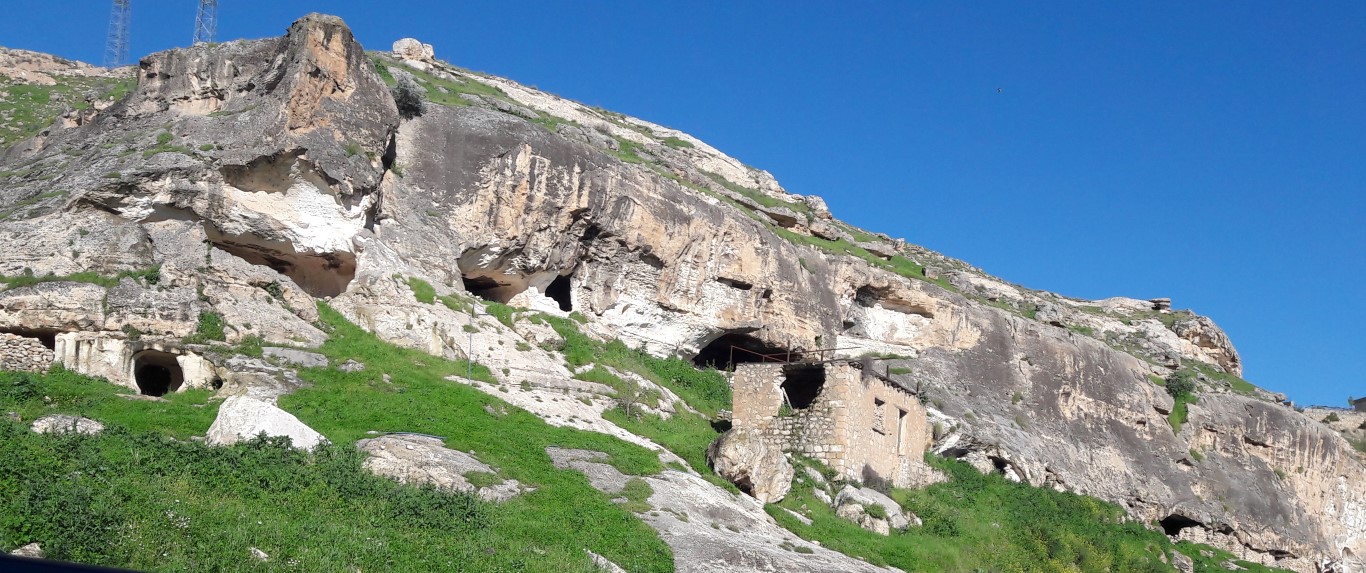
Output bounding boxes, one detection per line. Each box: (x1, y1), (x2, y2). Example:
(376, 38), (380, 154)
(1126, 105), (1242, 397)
(730, 360), (929, 487)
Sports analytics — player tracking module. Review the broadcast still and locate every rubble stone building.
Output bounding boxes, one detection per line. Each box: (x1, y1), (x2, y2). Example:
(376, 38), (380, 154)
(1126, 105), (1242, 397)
(731, 361), (929, 487)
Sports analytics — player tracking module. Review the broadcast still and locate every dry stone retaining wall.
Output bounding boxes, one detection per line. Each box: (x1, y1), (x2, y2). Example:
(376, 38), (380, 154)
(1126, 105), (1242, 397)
(0, 332), (52, 371)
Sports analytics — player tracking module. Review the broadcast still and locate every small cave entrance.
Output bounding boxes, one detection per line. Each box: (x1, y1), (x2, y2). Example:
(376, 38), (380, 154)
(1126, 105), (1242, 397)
(1158, 513), (1203, 537)
(781, 363), (826, 410)
(132, 350), (184, 397)
(544, 274), (573, 312)
(692, 333), (794, 370)
(462, 274), (519, 303)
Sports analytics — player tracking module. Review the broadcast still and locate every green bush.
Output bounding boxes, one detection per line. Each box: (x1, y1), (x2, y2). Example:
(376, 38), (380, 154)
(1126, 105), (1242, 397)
(186, 311), (226, 343)
(391, 75), (427, 119)
(1165, 370), (1196, 399)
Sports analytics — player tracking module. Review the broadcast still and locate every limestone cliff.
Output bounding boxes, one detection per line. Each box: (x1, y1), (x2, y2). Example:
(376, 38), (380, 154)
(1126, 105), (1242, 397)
(0, 14), (1358, 572)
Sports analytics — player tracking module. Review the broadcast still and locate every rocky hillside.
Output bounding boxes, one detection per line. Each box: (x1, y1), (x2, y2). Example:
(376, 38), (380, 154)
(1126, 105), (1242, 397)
(0, 13), (1360, 573)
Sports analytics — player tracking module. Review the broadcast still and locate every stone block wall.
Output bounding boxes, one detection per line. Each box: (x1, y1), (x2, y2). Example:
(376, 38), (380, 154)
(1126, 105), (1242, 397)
(0, 332), (54, 371)
(731, 361), (929, 487)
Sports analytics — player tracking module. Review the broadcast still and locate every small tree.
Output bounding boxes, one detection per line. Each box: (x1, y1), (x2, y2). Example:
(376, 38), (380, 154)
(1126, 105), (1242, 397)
(391, 75), (426, 120)
(1166, 370), (1197, 399)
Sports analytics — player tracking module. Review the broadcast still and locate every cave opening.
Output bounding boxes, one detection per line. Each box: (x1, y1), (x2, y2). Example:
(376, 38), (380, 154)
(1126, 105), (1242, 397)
(692, 333), (794, 371)
(132, 350), (184, 397)
(1158, 513), (1203, 537)
(781, 363), (826, 410)
(544, 274), (573, 312)
(210, 240), (356, 298)
(462, 274), (513, 303)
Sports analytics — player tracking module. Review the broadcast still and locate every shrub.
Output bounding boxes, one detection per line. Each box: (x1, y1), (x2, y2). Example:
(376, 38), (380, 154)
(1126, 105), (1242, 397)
(391, 75), (426, 119)
(1324, 413), (1341, 423)
(1165, 370), (1197, 399)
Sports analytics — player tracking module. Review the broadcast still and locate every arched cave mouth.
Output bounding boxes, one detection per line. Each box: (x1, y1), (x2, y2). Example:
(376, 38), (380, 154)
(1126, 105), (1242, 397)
(692, 333), (794, 371)
(133, 350), (184, 397)
(544, 274), (573, 312)
(1158, 513), (1203, 537)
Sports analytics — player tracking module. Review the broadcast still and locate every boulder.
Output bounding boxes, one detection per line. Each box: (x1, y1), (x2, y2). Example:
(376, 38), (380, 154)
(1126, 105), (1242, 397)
(705, 428), (793, 503)
(808, 219), (847, 241)
(357, 434), (525, 502)
(9, 542), (44, 558)
(205, 396), (327, 450)
(30, 414), (104, 435)
(392, 38), (435, 63)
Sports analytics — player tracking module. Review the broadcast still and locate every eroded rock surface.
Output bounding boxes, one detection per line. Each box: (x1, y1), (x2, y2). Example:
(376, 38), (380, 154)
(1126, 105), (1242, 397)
(706, 427), (793, 503)
(357, 433), (526, 502)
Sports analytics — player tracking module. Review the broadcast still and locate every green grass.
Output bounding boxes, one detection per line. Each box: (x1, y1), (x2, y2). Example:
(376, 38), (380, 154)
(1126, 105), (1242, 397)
(1190, 363), (1261, 397)
(0, 266), (160, 290)
(387, 58), (512, 108)
(1168, 393), (1196, 433)
(0, 74), (134, 147)
(771, 455), (1289, 573)
(274, 303), (673, 572)
(660, 136), (693, 149)
(704, 171), (811, 219)
(0, 367), (219, 438)
(185, 311), (226, 344)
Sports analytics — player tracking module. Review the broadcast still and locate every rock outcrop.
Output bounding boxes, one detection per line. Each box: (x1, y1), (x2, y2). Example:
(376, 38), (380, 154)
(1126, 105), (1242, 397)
(0, 13), (1358, 571)
(356, 433), (526, 502)
(707, 428), (794, 503)
(30, 414), (104, 435)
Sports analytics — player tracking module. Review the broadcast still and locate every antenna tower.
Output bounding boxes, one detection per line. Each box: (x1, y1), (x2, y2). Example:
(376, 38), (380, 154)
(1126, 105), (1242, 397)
(103, 0), (131, 67)
(193, 0), (218, 45)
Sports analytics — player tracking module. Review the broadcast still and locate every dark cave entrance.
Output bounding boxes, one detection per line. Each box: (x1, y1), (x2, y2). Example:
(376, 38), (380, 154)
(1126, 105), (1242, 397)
(544, 274), (573, 312)
(462, 274), (510, 303)
(692, 333), (794, 371)
(1158, 513), (1202, 537)
(133, 350), (184, 397)
(781, 363), (826, 410)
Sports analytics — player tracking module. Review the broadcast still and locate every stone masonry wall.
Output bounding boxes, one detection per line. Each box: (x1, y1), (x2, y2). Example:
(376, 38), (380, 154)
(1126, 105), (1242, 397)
(0, 332), (53, 372)
(731, 362), (929, 487)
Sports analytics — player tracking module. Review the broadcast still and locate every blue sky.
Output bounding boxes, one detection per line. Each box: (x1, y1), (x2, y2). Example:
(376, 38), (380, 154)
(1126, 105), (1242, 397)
(3, 1), (1362, 406)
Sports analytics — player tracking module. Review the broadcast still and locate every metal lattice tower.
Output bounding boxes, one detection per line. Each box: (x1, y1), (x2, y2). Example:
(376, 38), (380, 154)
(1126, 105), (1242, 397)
(103, 0), (131, 67)
(192, 0), (218, 45)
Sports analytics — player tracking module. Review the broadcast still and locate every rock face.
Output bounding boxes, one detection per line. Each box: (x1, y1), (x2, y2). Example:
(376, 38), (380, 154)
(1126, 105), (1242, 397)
(356, 433), (526, 502)
(0, 12), (1360, 570)
(706, 427), (794, 503)
(206, 396), (327, 450)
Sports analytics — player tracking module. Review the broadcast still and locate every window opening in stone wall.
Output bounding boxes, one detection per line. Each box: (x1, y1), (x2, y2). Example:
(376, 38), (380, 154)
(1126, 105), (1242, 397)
(780, 363), (825, 410)
(897, 408), (908, 454)
(544, 274), (573, 312)
(132, 350), (184, 397)
(873, 398), (887, 434)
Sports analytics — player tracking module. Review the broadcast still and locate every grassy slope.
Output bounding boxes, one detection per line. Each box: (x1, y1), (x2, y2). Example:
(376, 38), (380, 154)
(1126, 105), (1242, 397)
(0, 74), (134, 148)
(0, 304), (674, 572)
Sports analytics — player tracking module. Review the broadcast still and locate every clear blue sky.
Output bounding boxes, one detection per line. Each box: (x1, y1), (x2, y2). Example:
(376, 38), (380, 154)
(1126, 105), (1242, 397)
(3, 1), (1363, 406)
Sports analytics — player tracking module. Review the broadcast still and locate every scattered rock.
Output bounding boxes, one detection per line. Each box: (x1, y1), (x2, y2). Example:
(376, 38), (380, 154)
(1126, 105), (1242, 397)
(10, 542), (44, 558)
(206, 396), (327, 450)
(857, 241), (898, 259)
(1172, 551), (1194, 573)
(780, 507), (813, 526)
(338, 359), (365, 372)
(262, 347), (328, 368)
(808, 219), (847, 241)
(30, 414), (104, 435)
(250, 547), (269, 562)
(706, 427), (793, 503)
